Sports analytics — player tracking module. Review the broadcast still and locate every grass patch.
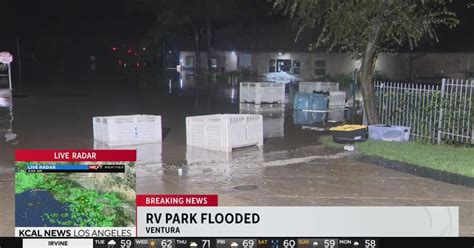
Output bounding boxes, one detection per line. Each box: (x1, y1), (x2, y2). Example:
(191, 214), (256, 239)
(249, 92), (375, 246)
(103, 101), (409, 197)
(318, 135), (345, 149)
(356, 140), (474, 177)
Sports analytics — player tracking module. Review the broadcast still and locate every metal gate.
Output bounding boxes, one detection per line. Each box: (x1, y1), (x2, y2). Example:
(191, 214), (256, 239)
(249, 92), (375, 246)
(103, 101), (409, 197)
(374, 78), (473, 144)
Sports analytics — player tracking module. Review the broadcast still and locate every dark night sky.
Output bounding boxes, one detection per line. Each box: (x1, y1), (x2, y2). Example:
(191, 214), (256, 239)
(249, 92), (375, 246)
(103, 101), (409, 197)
(1, 0), (473, 52)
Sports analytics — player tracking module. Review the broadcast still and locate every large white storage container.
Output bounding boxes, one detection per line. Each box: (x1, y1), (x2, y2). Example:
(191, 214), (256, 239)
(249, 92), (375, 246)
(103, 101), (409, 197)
(93, 115), (162, 146)
(299, 82), (339, 93)
(328, 91), (346, 108)
(240, 82), (285, 104)
(368, 124), (410, 142)
(94, 141), (162, 165)
(186, 114), (263, 152)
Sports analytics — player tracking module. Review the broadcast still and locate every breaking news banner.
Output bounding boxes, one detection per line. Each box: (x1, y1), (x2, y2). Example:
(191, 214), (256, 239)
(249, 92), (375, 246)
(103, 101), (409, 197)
(136, 195), (459, 237)
(15, 150), (137, 237)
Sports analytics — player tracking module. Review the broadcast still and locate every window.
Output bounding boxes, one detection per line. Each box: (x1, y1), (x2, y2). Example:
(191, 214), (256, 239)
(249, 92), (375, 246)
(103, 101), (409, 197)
(293, 60), (301, 75)
(269, 59), (276, 72)
(185, 56), (195, 67)
(314, 60), (326, 77)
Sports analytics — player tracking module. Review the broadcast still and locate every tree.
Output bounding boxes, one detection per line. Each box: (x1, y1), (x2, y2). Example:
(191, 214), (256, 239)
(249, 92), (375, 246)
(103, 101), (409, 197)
(135, 0), (206, 71)
(271, 0), (461, 124)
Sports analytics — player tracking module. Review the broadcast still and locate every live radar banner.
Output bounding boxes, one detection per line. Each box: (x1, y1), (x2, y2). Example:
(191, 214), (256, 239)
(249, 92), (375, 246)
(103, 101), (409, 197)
(136, 195), (459, 237)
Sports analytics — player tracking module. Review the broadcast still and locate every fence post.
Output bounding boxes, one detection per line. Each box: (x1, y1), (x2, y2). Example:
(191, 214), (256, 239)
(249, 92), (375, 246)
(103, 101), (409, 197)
(437, 78), (446, 144)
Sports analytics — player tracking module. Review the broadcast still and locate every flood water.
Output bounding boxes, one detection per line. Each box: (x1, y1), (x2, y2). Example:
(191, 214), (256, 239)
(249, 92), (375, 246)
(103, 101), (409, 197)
(0, 70), (473, 236)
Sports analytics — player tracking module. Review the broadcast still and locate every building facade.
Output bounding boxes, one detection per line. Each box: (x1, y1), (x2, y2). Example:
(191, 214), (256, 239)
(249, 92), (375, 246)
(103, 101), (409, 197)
(179, 50), (474, 82)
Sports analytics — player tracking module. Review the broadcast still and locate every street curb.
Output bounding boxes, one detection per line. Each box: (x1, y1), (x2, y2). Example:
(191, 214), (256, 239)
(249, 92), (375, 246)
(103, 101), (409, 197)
(358, 155), (474, 188)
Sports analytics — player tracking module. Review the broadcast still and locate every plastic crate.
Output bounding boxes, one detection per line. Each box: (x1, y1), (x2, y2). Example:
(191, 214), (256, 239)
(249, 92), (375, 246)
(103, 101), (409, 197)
(328, 91), (346, 108)
(186, 114), (263, 152)
(293, 92), (328, 110)
(94, 141), (162, 165)
(368, 124), (410, 142)
(293, 110), (325, 125)
(93, 115), (162, 146)
(240, 82), (285, 104)
(299, 82), (339, 93)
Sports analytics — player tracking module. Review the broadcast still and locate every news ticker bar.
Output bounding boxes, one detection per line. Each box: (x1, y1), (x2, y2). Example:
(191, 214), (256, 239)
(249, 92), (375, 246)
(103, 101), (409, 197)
(26, 164), (125, 173)
(0, 238), (473, 248)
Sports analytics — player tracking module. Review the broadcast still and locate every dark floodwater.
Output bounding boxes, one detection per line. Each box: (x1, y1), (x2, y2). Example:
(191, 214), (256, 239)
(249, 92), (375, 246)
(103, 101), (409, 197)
(1, 70), (474, 236)
(0, 69), (337, 165)
(15, 190), (71, 227)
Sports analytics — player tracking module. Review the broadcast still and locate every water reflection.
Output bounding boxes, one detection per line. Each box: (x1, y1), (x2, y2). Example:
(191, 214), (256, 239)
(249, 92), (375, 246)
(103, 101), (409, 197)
(93, 141), (162, 166)
(164, 69), (241, 104)
(185, 146), (264, 177)
(240, 103), (285, 138)
(164, 69), (196, 96)
(0, 89), (16, 143)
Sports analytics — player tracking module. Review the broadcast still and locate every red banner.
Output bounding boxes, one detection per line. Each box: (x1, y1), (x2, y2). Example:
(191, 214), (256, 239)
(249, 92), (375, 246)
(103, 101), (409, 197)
(15, 149), (136, 162)
(136, 195), (218, 207)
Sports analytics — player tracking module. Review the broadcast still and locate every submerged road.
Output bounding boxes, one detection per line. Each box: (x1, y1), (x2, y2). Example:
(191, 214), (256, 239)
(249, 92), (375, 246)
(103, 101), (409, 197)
(137, 145), (474, 236)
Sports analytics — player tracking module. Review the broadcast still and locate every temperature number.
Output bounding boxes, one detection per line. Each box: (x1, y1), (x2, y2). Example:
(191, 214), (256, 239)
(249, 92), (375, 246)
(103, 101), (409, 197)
(365, 240), (376, 248)
(202, 240), (211, 248)
(120, 240), (132, 248)
(161, 240), (173, 248)
(324, 240), (336, 248)
(243, 240), (255, 248)
(283, 240), (296, 248)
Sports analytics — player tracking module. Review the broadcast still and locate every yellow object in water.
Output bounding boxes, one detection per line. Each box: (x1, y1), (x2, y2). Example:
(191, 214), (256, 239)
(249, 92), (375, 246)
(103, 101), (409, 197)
(329, 125), (367, 132)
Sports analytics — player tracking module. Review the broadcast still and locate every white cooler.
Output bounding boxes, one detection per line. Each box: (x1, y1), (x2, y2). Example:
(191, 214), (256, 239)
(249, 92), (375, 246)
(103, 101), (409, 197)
(368, 124), (410, 142)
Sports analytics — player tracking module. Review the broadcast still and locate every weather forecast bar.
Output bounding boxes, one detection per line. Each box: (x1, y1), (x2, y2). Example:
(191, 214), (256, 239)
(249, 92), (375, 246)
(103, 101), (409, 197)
(25, 164), (126, 173)
(0, 237), (469, 248)
(15, 150), (137, 162)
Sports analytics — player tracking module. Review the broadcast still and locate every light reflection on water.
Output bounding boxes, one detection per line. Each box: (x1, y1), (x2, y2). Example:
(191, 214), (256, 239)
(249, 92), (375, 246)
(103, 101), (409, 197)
(0, 89), (16, 143)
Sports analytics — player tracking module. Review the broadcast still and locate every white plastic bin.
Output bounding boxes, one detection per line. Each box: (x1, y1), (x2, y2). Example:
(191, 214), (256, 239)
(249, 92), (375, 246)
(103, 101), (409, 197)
(328, 91), (346, 108)
(93, 115), (162, 146)
(240, 82), (285, 104)
(299, 82), (339, 93)
(186, 114), (263, 152)
(368, 124), (411, 142)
